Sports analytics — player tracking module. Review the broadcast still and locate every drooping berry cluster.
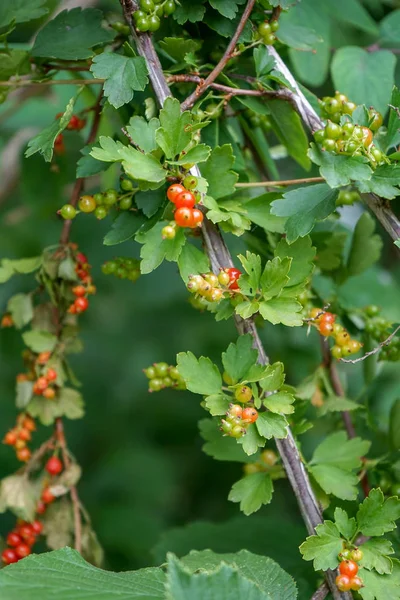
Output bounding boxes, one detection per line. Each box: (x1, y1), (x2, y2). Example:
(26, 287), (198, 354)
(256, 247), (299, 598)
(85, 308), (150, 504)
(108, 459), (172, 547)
(68, 252), (95, 314)
(134, 0), (176, 32)
(257, 18), (279, 45)
(164, 181), (203, 237)
(143, 362), (186, 392)
(336, 550), (364, 592)
(101, 257), (140, 282)
(59, 188), (132, 221)
(309, 308), (363, 359)
(319, 92), (357, 123)
(54, 114), (86, 156)
(220, 397), (259, 439)
(336, 188), (361, 206)
(363, 305), (400, 361)
(186, 268), (242, 304)
(3, 414), (36, 462)
(1, 519), (43, 565)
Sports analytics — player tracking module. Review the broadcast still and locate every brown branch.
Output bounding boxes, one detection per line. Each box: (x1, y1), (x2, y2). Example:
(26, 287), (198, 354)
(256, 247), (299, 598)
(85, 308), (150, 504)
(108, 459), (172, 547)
(180, 0), (257, 111)
(120, 4), (350, 598)
(235, 177), (325, 188)
(55, 418), (82, 553)
(168, 74), (290, 100)
(340, 324), (400, 364)
(311, 582), (329, 600)
(0, 79), (104, 87)
(20, 436), (55, 475)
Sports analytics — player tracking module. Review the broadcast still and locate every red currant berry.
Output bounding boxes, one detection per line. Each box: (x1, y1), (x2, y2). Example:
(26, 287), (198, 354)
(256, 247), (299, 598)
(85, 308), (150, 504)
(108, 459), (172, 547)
(225, 268), (241, 290)
(242, 407), (259, 423)
(174, 207), (195, 227)
(4, 431), (17, 445)
(59, 204), (76, 220)
(339, 560), (359, 578)
(191, 208), (204, 227)
(76, 252), (89, 265)
(74, 297), (89, 313)
(336, 331), (350, 346)
(16, 447), (31, 462)
(229, 404), (243, 418)
(7, 532), (22, 547)
(68, 115), (80, 130)
(43, 387), (56, 400)
(36, 376), (48, 391)
(23, 417), (36, 432)
(336, 575), (351, 592)
(36, 501), (46, 515)
(18, 428), (31, 442)
(260, 449), (278, 466)
(78, 195), (97, 213)
(45, 456), (63, 476)
(320, 312), (335, 324)
(37, 352), (51, 364)
(2, 548), (18, 564)
(167, 183), (186, 203)
(319, 321), (334, 336)
(31, 521), (43, 535)
(349, 576), (363, 591)
(15, 543), (31, 559)
(18, 525), (34, 541)
(42, 488), (55, 504)
(45, 368), (57, 382)
(174, 190), (196, 209)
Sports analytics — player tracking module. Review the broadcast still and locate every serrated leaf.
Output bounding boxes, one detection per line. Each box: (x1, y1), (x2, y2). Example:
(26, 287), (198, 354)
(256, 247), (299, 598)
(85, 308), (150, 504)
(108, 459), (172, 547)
(310, 465), (360, 501)
(311, 431), (370, 471)
(126, 116), (160, 153)
(16, 381), (34, 410)
(331, 47), (395, 115)
(237, 252), (261, 295)
(308, 144), (372, 188)
(58, 256), (78, 281)
(173, 1), (206, 25)
(346, 213), (382, 277)
(137, 221), (186, 274)
(258, 298), (303, 327)
(254, 46), (275, 78)
(356, 488), (400, 537)
(90, 53), (148, 109)
(255, 413), (289, 440)
(169, 144), (211, 165)
(242, 193), (286, 233)
(0, 547), (166, 600)
(259, 363), (285, 392)
(237, 424), (265, 456)
(299, 520), (342, 571)
(76, 145), (107, 178)
(177, 243), (210, 283)
(270, 183), (338, 243)
(357, 164), (400, 199)
(201, 145), (238, 199)
(7, 293), (33, 329)
(274, 236), (316, 288)
(235, 300), (259, 319)
(359, 558), (400, 600)
(27, 388), (84, 425)
(334, 507), (357, 540)
(199, 419), (251, 462)
(313, 231), (347, 272)
(156, 98), (192, 159)
(318, 396), (361, 415)
(32, 8), (115, 60)
(276, 19), (322, 52)
(177, 352), (222, 395)
(383, 87), (400, 153)
(228, 473), (273, 516)
(103, 212), (146, 246)
(263, 391), (295, 415)
(0, 475), (37, 522)
(0, 49), (30, 80)
(221, 335), (258, 384)
(22, 330), (57, 353)
(204, 394), (230, 416)
(42, 497), (74, 550)
(159, 37), (201, 61)
(360, 539), (394, 575)
(0, 0), (48, 28)
(260, 257), (291, 299)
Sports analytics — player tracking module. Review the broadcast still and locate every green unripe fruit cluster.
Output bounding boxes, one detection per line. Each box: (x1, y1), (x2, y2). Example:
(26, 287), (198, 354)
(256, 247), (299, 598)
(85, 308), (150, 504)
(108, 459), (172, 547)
(187, 272), (226, 303)
(257, 19), (279, 45)
(319, 92), (356, 124)
(134, 0), (176, 33)
(336, 189), (360, 206)
(143, 362), (186, 391)
(101, 257), (141, 281)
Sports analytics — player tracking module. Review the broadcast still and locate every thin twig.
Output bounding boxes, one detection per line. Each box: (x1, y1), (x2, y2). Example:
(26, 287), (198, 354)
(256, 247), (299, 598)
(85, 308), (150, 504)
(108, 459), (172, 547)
(168, 74), (289, 99)
(311, 582), (329, 600)
(340, 324), (400, 364)
(20, 436), (55, 475)
(235, 177), (325, 188)
(180, 0), (257, 111)
(0, 79), (104, 87)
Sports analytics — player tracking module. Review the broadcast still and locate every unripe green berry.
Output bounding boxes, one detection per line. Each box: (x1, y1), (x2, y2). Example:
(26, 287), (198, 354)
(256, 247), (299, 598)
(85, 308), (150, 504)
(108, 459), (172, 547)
(59, 204), (77, 219)
(95, 206), (108, 220)
(144, 366), (156, 379)
(120, 179), (134, 191)
(119, 197), (133, 210)
(93, 192), (104, 205)
(235, 385), (253, 403)
(183, 175), (198, 190)
(104, 189), (119, 206)
(78, 195), (97, 213)
(162, 225), (176, 240)
(149, 377), (164, 391)
(270, 19), (279, 32)
(164, 0), (176, 15)
(154, 362), (169, 377)
(147, 15), (160, 32)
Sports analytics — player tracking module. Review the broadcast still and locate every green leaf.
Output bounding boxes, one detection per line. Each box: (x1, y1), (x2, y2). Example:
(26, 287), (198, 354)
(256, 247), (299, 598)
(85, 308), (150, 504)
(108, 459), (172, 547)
(90, 53), (148, 109)
(228, 473), (273, 516)
(311, 431), (370, 471)
(318, 396), (361, 415)
(346, 213), (383, 277)
(313, 231), (347, 272)
(126, 116), (160, 153)
(0, 547), (166, 600)
(274, 236), (316, 288)
(334, 507), (357, 540)
(258, 298), (303, 327)
(201, 145), (238, 199)
(0, 0), (48, 28)
(265, 99), (310, 170)
(90, 137), (166, 183)
(221, 335), (258, 384)
(26, 387), (84, 426)
(199, 419), (251, 462)
(325, 0), (378, 35)
(277, 18), (322, 52)
(242, 193), (287, 233)
(16, 381), (34, 410)
(0, 475), (37, 522)
(159, 37), (201, 61)
(308, 144), (372, 188)
(260, 257), (291, 299)
(331, 47), (396, 115)
(103, 212), (146, 246)
(380, 11), (400, 47)
(255, 413), (289, 440)
(0, 49), (30, 80)
(204, 394), (230, 416)
(169, 144), (211, 165)
(173, 1), (206, 25)
(156, 97), (192, 159)
(264, 391), (295, 415)
(178, 243), (210, 283)
(359, 559), (400, 600)
(357, 164), (400, 199)
(22, 330), (57, 353)
(42, 497), (74, 550)
(26, 94), (79, 162)
(259, 363), (285, 392)
(299, 521), (342, 571)
(237, 252), (261, 295)
(209, 0), (246, 19)
(7, 293), (33, 329)
(390, 399), (400, 451)
(254, 46), (276, 78)
(177, 352), (222, 395)
(237, 424), (265, 456)
(310, 465), (360, 501)
(270, 183), (339, 243)
(178, 549), (297, 600)
(383, 87), (400, 152)
(137, 221), (186, 274)
(360, 539), (394, 575)
(76, 146), (107, 178)
(356, 488), (400, 537)
(58, 256), (78, 281)
(32, 8), (115, 60)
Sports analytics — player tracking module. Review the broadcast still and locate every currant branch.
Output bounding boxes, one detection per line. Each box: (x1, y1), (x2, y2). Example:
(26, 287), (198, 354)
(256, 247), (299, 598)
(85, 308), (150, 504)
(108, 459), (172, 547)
(167, 74), (291, 100)
(340, 324), (400, 364)
(119, 4), (351, 598)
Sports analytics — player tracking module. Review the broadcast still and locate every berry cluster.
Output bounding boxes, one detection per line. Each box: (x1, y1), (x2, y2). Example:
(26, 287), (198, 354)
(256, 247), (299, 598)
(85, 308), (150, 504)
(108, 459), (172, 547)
(319, 92), (357, 123)
(244, 108), (272, 130)
(68, 252), (95, 314)
(220, 398), (259, 439)
(36, 456), (65, 517)
(336, 552), (363, 592)
(54, 114), (86, 156)
(164, 181), (203, 237)
(32, 367), (58, 399)
(134, 0), (176, 32)
(101, 257), (140, 282)
(257, 18), (279, 45)
(1, 313), (14, 328)
(59, 188), (132, 221)
(143, 362), (186, 392)
(244, 449), (279, 475)
(363, 305), (400, 361)
(1, 519), (43, 565)
(186, 268), (242, 304)
(309, 308), (363, 359)
(3, 415), (36, 462)
(336, 188), (361, 206)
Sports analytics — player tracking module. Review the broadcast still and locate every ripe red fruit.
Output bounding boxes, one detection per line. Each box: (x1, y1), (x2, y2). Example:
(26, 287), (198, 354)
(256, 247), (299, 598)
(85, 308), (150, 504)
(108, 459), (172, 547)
(45, 368), (57, 382)
(37, 351), (51, 364)
(319, 321), (334, 336)
(74, 297), (89, 313)
(46, 456), (63, 476)
(72, 285), (86, 297)
(242, 407), (259, 423)
(23, 417), (36, 431)
(42, 488), (55, 504)
(36, 376), (48, 391)
(2, 548), (18, 564)
(18, 428), (31, 442)
(76, 269), (89, 281)
(4, 431), (17, 445)
(167, 183), (186, 203)
(191, 208), (204, 227)
(43, 387), (56, 400)
(226, 268), (242, 290)
(7, 532), (22, 547)
(16, 447), (31, 462)
(349, 576), (363, 591)
(174, 207), (195, 227)
(67, 115), (80, 130)
(15, 543), (31, 559)
(339, 560), (359, 578)
(174, 190), (196, 209)
(36, 501), (46, 515)
(320, 312), (335, 324)
(31, 520), (43, 535)
(76, 252), (88, 265)
(19, 525), (34, 541)
(336, 575), (351, 592)
(229, 404), (243, 418)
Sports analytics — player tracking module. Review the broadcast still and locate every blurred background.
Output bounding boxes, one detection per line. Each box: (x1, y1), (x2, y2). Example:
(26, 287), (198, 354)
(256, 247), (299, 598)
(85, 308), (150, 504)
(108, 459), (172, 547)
(1, 0), (400, 596)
